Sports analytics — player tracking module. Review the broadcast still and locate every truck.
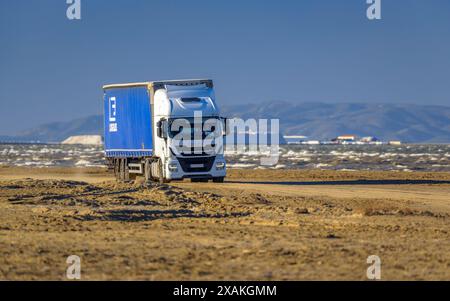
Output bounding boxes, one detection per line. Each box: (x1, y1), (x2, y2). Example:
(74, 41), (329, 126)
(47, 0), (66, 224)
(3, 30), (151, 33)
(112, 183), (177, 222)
(103, 79), (227, 184)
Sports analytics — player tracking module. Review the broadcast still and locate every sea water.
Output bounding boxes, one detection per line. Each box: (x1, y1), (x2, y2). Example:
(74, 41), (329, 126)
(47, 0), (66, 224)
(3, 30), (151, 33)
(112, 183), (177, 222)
(0, 143), (449, 172)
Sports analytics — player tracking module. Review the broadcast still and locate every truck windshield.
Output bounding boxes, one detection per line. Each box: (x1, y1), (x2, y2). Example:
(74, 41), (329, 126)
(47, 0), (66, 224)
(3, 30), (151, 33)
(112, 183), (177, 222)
(169, 117), (220, 139)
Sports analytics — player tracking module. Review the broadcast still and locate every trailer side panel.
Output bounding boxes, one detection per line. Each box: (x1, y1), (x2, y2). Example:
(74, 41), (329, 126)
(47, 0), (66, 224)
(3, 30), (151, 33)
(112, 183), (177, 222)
(103, 86), (153, 158)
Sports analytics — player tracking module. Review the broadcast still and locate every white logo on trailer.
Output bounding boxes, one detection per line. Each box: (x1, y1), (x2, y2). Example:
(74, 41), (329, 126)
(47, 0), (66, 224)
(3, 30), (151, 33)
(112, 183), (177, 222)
(109, 97), (118, 132)
(109, 97), (117, 122)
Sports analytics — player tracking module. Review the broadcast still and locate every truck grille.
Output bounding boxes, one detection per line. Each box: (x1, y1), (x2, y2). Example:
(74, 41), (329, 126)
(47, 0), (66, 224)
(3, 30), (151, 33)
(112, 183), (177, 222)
(177, 156), (215, 173)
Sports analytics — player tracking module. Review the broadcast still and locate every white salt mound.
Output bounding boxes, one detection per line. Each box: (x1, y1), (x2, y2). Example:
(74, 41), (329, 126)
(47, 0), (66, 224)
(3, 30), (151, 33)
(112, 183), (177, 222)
(61, 135), (103, 145)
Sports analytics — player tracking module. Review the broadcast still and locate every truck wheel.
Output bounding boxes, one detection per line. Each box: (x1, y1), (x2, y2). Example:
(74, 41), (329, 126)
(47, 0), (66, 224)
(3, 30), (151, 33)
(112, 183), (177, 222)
(114, 159), (120, 181)
(119, 159), (125, 182)
(213, 177), (225, 183)
(157, 158), (165, 184)
(122, 158), (130, 182)
(144, 159), (152, 183)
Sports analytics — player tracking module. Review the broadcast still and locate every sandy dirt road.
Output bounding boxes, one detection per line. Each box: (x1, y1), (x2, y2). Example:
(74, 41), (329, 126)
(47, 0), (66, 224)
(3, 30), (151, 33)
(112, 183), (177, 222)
(0, 167), (449, 280)
(173, 181), (450, 212)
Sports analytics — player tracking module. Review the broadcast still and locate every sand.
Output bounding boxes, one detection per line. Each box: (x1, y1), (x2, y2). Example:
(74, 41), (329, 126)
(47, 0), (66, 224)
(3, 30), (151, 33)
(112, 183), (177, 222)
(0, 166), (449, 280)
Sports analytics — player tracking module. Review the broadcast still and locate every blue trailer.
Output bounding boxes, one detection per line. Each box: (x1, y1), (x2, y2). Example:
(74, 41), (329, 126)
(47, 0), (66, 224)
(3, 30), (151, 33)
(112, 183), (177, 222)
(103, 85), (153, 158)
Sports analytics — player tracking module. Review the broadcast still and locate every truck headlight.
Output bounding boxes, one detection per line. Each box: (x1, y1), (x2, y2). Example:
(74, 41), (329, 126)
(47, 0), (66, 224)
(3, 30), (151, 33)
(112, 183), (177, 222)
(168, 163), (178, 172)
(216, 162), (225, 170)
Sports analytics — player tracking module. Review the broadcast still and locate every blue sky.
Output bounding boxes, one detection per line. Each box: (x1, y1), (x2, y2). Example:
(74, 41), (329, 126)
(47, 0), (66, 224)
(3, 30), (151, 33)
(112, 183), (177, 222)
(1, 0), (450, 134)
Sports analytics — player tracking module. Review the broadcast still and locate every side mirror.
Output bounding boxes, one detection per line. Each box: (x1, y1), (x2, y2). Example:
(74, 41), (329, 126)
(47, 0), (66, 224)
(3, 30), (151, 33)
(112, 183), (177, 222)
(157, 119), (168, 139)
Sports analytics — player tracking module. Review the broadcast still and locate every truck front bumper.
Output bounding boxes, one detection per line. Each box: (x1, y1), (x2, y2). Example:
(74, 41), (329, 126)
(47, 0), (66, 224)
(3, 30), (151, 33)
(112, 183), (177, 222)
(165, 156), (226, 180)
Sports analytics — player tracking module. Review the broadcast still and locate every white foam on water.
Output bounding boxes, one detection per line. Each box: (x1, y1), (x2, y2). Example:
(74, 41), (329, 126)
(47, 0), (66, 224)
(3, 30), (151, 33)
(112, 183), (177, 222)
(2, 143), (449, 171)
(314, 163), (331, 168)
(228, 163), (257, 169)
(273, 164), (287, 169)
(75, 159), (92, 166)
(395, 165), (407, 168)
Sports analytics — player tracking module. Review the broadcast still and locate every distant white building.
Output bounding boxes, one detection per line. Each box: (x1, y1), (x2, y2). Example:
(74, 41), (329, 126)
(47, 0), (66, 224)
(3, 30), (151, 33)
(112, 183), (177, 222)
(337, 135), (357, 142)
(61, 135), (103, 145)
(304, 140), (320, 145)
(283, 135), (308, 145)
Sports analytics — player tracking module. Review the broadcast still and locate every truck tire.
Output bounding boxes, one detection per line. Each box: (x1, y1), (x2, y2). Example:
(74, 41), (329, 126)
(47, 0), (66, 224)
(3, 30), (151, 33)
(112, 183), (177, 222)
(119, 159), (125, 182)
(144, 159), (152, 182)
(213, 177), (225, 183)
(120, 158), (130, 183)
(114, 159), (120, 181)
(113, 158), (135, 183)
(157, 158), (165, 184)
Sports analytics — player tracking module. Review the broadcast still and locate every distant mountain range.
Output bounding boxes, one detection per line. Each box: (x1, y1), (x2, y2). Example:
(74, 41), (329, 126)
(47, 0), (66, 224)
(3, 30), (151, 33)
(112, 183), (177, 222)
(1, 102), (450, 143)
(0, 115), (103, 143)
(221, 102), (450, 143)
